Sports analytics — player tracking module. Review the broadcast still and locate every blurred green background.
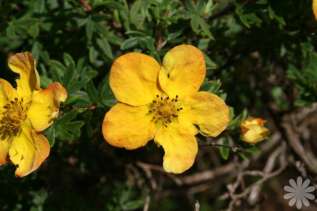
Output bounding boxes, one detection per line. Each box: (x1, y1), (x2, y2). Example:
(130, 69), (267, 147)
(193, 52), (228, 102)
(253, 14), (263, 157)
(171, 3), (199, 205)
(0, 0), (317, 210)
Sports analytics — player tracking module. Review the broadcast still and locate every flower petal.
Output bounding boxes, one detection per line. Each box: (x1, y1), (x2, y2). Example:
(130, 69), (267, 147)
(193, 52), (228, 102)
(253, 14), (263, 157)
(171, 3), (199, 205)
(159, 45), (206, 98)
(303, 178), (311, 188)
(284, 192), (295, 200)
(284, 186), (295, 193)
(305, 186), (316, 193)
(289, 197), (296, 207)
(102, 103), (156, 150)
(8, 52), (40, 97)
(184, 91), (230, 137)
(8, 126), (50, 177)
(154, 121), (198, 174)
(0, 79), (17, 107)
(305, 192), (315, 200)
(313, 0), (317, 20)
(0, 80), (17, 165)
(0, 139), (10, 165)
(27, 82), (67, 132)
(302, 198), (310, 207)
(110, 53), (161, 106)
(296, 199), (302, 209)
(289, 179), (297, 188)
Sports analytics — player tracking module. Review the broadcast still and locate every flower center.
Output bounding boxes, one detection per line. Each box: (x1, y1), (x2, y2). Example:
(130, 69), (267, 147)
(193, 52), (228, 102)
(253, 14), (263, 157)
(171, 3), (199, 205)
(148, 95), (183, 127)
(0, 98), (27, 140)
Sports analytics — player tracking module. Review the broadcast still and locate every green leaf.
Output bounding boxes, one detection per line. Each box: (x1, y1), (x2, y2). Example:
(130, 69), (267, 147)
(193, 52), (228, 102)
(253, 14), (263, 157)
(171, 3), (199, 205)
(28, 23), (39, 38)
(121, 37), (139, 50)
(201, 80), (223, 95)
(219, 138), (230, 160)
(54, 111), (85, 141)
(121, 199), (144, 210)
(96, 37), (113, 59)
(44, 126), (56, 146)
(85, 17), (95, 43)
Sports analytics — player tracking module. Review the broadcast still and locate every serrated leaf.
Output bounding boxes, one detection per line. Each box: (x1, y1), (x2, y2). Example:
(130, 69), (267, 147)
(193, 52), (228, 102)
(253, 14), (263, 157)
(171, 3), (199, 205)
(55, 111), (85, 141)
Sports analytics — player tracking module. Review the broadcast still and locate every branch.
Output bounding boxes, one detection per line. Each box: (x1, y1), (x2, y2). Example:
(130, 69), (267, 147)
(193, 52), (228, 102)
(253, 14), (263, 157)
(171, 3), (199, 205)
(282, 115), (317, 174)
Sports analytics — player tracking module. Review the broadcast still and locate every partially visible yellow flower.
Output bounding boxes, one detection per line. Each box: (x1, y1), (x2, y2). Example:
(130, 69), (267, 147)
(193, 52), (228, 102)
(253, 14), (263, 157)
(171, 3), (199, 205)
(240, 117), (269, 144)
(0, 52), (67, 177)
(313, 0), (317, 19)
(102, 45), (230, 174)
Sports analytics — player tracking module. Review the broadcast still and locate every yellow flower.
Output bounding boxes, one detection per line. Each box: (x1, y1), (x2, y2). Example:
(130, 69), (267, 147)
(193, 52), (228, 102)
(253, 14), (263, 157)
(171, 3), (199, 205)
(240, 117), (269, 144)
(102, 45), (230, 174)
(0, 52), (67, 177)
(313, 0), (317, 19)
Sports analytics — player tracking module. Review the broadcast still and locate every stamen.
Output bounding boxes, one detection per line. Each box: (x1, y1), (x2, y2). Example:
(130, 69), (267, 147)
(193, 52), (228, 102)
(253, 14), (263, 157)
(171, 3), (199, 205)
(0, 98), (27, 140)
(148, 94), (183, 127)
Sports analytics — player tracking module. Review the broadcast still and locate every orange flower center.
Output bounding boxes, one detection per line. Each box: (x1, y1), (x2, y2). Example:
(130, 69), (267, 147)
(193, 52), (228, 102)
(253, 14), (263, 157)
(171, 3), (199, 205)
(148, 95), (183, 127)
(0, 98), (27, 140)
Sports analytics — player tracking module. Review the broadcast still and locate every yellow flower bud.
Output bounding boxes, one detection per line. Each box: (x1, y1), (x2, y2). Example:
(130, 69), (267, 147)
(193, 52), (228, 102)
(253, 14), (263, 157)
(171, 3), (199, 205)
(240, 117), (269, 144)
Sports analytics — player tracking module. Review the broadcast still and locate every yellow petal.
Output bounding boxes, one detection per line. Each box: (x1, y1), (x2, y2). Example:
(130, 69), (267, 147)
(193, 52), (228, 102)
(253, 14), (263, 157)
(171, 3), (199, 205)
(102, 103), (156, 150)
(27, 82), (67, 132)
(29, 133), (50, 174)
(8, 126), (50, 177)
(110, 52), (161, 106)
(0, 80), (17, 165)
(184, 91), (230, 137)
(0, 139), (10, 165)
(0, 79), (17, 107)
(159, 45), (206, 98)
(154, 121), (198, 174)
(8, 52), (40, 97)
(313, 0), (317, 20)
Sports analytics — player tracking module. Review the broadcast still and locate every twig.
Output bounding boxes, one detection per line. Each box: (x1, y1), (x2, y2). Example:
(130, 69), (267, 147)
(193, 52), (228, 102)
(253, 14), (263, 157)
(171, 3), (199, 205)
(180, 163), (236, 185)
(199, 141), (244, 153)
(143, 196), (150, 211)
(282, 116), (317, 174)
(194, 201), (200, 211)
(79, 0), (92, 12)
(226, 143), (287, 211)
(136, 161), (183, 186)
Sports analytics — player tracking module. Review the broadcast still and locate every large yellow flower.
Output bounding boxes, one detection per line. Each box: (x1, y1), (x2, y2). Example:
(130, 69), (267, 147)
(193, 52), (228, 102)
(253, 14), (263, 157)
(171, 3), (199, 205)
(0, 52), (67, 177)
(102, 45), (229, 174)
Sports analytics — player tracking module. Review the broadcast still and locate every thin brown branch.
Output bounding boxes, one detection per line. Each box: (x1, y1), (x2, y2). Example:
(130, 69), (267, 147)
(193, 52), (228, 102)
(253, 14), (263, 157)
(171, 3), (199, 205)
(226, 143), (287, 211)
(79, 0), (92, 12)
(143, 196), (150, 211)
(282, 115), (317, 174)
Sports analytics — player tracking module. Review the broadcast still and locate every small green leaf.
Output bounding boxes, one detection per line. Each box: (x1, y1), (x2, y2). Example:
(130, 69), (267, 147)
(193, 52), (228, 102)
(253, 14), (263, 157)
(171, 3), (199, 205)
(219, 138), (230, 160)
(54, 111), (85, 141)
(96, 37), (113, 59)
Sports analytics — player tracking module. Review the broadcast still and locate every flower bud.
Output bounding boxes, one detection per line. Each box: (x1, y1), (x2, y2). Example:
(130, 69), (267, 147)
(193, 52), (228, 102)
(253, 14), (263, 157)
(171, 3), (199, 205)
(240, 117), (269, 144)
